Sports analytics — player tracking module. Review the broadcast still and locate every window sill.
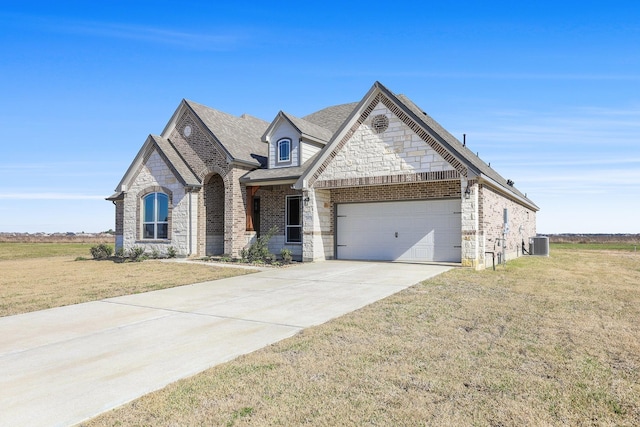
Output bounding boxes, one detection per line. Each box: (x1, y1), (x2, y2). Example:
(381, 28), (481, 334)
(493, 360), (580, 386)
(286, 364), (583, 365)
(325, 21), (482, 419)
(136, 239), (171, 243)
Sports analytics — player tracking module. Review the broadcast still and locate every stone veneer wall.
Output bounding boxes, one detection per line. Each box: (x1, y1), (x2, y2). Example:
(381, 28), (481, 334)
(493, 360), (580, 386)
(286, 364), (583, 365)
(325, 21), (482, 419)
(302, 188), (333, 261)
(113, 200), (124, 251)
(479, 184), (537, 264)
(316, 101), (456, 182)
(122, 150), (193, 256)
(461, 178), (481, 268)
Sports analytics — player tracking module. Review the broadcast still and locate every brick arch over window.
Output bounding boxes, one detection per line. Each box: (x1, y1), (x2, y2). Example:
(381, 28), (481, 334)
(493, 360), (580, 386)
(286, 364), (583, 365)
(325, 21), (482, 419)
(136, 186), (174, 241)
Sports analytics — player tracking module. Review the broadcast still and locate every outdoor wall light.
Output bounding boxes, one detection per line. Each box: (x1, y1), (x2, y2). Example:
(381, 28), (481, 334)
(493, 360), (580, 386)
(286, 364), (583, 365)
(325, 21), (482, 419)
(464, 186), (471, 199)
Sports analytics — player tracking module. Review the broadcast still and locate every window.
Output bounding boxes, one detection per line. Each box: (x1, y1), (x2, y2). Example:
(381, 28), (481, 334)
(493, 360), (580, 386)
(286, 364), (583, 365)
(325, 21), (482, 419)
(286, 195), (302, 243)
(143, 192), (169, 239)
(278, 138), (291, 162)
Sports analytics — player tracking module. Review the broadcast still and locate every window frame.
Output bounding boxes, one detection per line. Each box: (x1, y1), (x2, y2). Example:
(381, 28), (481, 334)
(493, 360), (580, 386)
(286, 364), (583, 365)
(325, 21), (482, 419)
(142, 192), (169, 240)
(277, 138), (291, 163)
(285, 195), (302, 244)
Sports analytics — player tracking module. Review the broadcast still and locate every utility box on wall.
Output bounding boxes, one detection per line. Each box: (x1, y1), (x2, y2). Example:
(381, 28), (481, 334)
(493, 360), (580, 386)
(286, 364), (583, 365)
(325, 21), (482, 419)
(529, 236), (550, 256)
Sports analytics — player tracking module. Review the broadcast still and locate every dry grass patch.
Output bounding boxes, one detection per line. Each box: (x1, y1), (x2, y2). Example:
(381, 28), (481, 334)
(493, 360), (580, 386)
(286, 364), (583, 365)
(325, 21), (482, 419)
(85, 249), (640, 426)
(0, 254), (254, 317)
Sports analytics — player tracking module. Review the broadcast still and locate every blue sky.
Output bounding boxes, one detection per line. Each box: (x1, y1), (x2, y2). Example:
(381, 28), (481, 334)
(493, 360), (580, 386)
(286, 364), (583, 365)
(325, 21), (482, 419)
(0, 1), (639, 234)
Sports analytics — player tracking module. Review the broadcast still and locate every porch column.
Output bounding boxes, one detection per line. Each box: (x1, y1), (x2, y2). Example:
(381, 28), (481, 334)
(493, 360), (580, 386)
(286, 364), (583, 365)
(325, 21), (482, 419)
(302, 188), (333, 262)
(246, 186), (259, 231)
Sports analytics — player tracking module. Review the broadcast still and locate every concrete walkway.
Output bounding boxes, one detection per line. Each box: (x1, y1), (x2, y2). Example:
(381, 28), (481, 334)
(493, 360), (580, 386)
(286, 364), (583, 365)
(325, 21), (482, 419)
(0, 261), (451, 427)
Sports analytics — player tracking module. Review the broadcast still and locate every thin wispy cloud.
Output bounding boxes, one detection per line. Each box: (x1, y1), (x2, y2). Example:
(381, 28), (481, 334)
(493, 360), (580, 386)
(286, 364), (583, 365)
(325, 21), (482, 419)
(457, 106), (640, 149)
(64, 22), (244, 50)
(1, 12), (248, 51)
(0, 193), (104, 200)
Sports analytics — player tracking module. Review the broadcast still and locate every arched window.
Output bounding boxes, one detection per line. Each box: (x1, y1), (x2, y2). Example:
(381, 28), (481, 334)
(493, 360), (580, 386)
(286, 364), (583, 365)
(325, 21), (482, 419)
(143, 192), (169, 239)
(278, 138), (291, 162)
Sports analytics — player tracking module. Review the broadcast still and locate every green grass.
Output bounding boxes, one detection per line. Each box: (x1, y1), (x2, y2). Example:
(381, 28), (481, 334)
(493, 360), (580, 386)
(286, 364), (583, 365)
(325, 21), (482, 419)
(551, 242), (640, 251)
(0, 242), (100, 260)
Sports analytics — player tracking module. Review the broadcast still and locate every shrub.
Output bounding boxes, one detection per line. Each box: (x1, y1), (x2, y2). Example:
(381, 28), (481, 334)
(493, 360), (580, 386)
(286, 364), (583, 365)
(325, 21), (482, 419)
(90, 244), (113, 260)
(280, 248), (293, 264)
(167, 246), (177, 258)
(128, 246), (147, 262)
(150, 249), (160, 259)
(243, 226), (278, 263)
(114, 247), (125, 258)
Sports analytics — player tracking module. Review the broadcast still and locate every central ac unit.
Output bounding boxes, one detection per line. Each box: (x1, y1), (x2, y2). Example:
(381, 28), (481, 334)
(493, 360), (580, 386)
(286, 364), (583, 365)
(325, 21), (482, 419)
(529, 236), (549, 256)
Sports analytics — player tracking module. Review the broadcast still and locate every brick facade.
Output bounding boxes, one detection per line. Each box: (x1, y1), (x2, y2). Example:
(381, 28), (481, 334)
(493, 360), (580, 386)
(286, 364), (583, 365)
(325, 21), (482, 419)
(254, 185), (303, 259)
(173, 110), (257, 257)
(201, 173), (225, 255)
(112, 83), (537, 268)
(479, 184), (537, 263)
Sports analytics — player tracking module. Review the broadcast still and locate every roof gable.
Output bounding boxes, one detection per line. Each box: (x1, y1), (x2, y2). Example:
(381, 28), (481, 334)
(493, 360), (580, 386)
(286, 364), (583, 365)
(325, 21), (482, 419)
(161, 100), (269, 167)
(113, 134), (200, 194)
(296, 81), (538, 210)
(185, 100), (269, 166)
(262, 111), (333, 145)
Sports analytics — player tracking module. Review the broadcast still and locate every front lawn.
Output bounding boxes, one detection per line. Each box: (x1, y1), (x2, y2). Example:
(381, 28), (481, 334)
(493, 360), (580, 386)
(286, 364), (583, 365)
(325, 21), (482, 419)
(84, 248), (640, 426)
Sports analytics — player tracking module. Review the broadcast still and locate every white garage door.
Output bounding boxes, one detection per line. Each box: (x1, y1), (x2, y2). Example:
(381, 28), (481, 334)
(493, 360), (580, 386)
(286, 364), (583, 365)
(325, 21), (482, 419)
(336, 199), (461, 262)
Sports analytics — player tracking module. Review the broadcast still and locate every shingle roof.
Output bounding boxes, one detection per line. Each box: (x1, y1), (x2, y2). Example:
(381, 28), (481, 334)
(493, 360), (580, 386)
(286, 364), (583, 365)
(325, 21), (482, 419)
(281, 112), (333, 143)
(395, 93), (537, 207)
(109, 133), (202, 198)
(303, 102), (359, 133)
(243, 103), (359, 183)
(240, 154), (320, 184)
(185, 100), (269, 166)
(150, 135), (200, 186)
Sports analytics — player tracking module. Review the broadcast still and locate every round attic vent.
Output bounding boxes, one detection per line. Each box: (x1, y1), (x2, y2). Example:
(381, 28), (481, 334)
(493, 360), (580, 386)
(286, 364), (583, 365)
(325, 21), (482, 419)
(371, 114), (389, 134)
(183, 125), (192, 137)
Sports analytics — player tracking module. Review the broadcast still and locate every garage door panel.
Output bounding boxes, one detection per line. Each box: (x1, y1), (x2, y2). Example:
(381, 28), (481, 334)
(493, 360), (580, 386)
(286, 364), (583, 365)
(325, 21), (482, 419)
(336, 200), (461, 262)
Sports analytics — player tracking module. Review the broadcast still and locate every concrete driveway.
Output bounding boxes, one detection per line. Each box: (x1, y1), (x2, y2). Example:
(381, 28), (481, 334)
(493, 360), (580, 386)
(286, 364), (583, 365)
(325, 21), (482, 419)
(0, 260), (451, 427)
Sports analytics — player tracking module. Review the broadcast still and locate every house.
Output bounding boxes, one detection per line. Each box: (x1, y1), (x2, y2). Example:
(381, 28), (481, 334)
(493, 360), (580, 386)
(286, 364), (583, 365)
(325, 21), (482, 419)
(107, 81), (538, 269)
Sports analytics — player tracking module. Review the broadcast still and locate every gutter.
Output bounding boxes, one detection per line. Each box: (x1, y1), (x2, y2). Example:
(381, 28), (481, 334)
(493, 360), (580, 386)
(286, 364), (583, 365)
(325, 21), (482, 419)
(239, 178), (298, 187)
(478, 174), (539, 211)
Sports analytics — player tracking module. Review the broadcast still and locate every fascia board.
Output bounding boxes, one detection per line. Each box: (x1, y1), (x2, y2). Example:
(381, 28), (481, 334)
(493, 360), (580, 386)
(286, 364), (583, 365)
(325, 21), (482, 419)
(160, 99), (188, 138)
(114, 135), (155, 192)
(261, 112), (290, 143)
(294, 83), (381, 190)
(478, 174), (540, 211)
(376, 83), (481, 178)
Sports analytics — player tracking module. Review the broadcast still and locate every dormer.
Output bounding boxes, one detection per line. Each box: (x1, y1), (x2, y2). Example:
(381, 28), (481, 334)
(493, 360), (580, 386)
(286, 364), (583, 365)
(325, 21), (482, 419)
(262, 111), (332, 169)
